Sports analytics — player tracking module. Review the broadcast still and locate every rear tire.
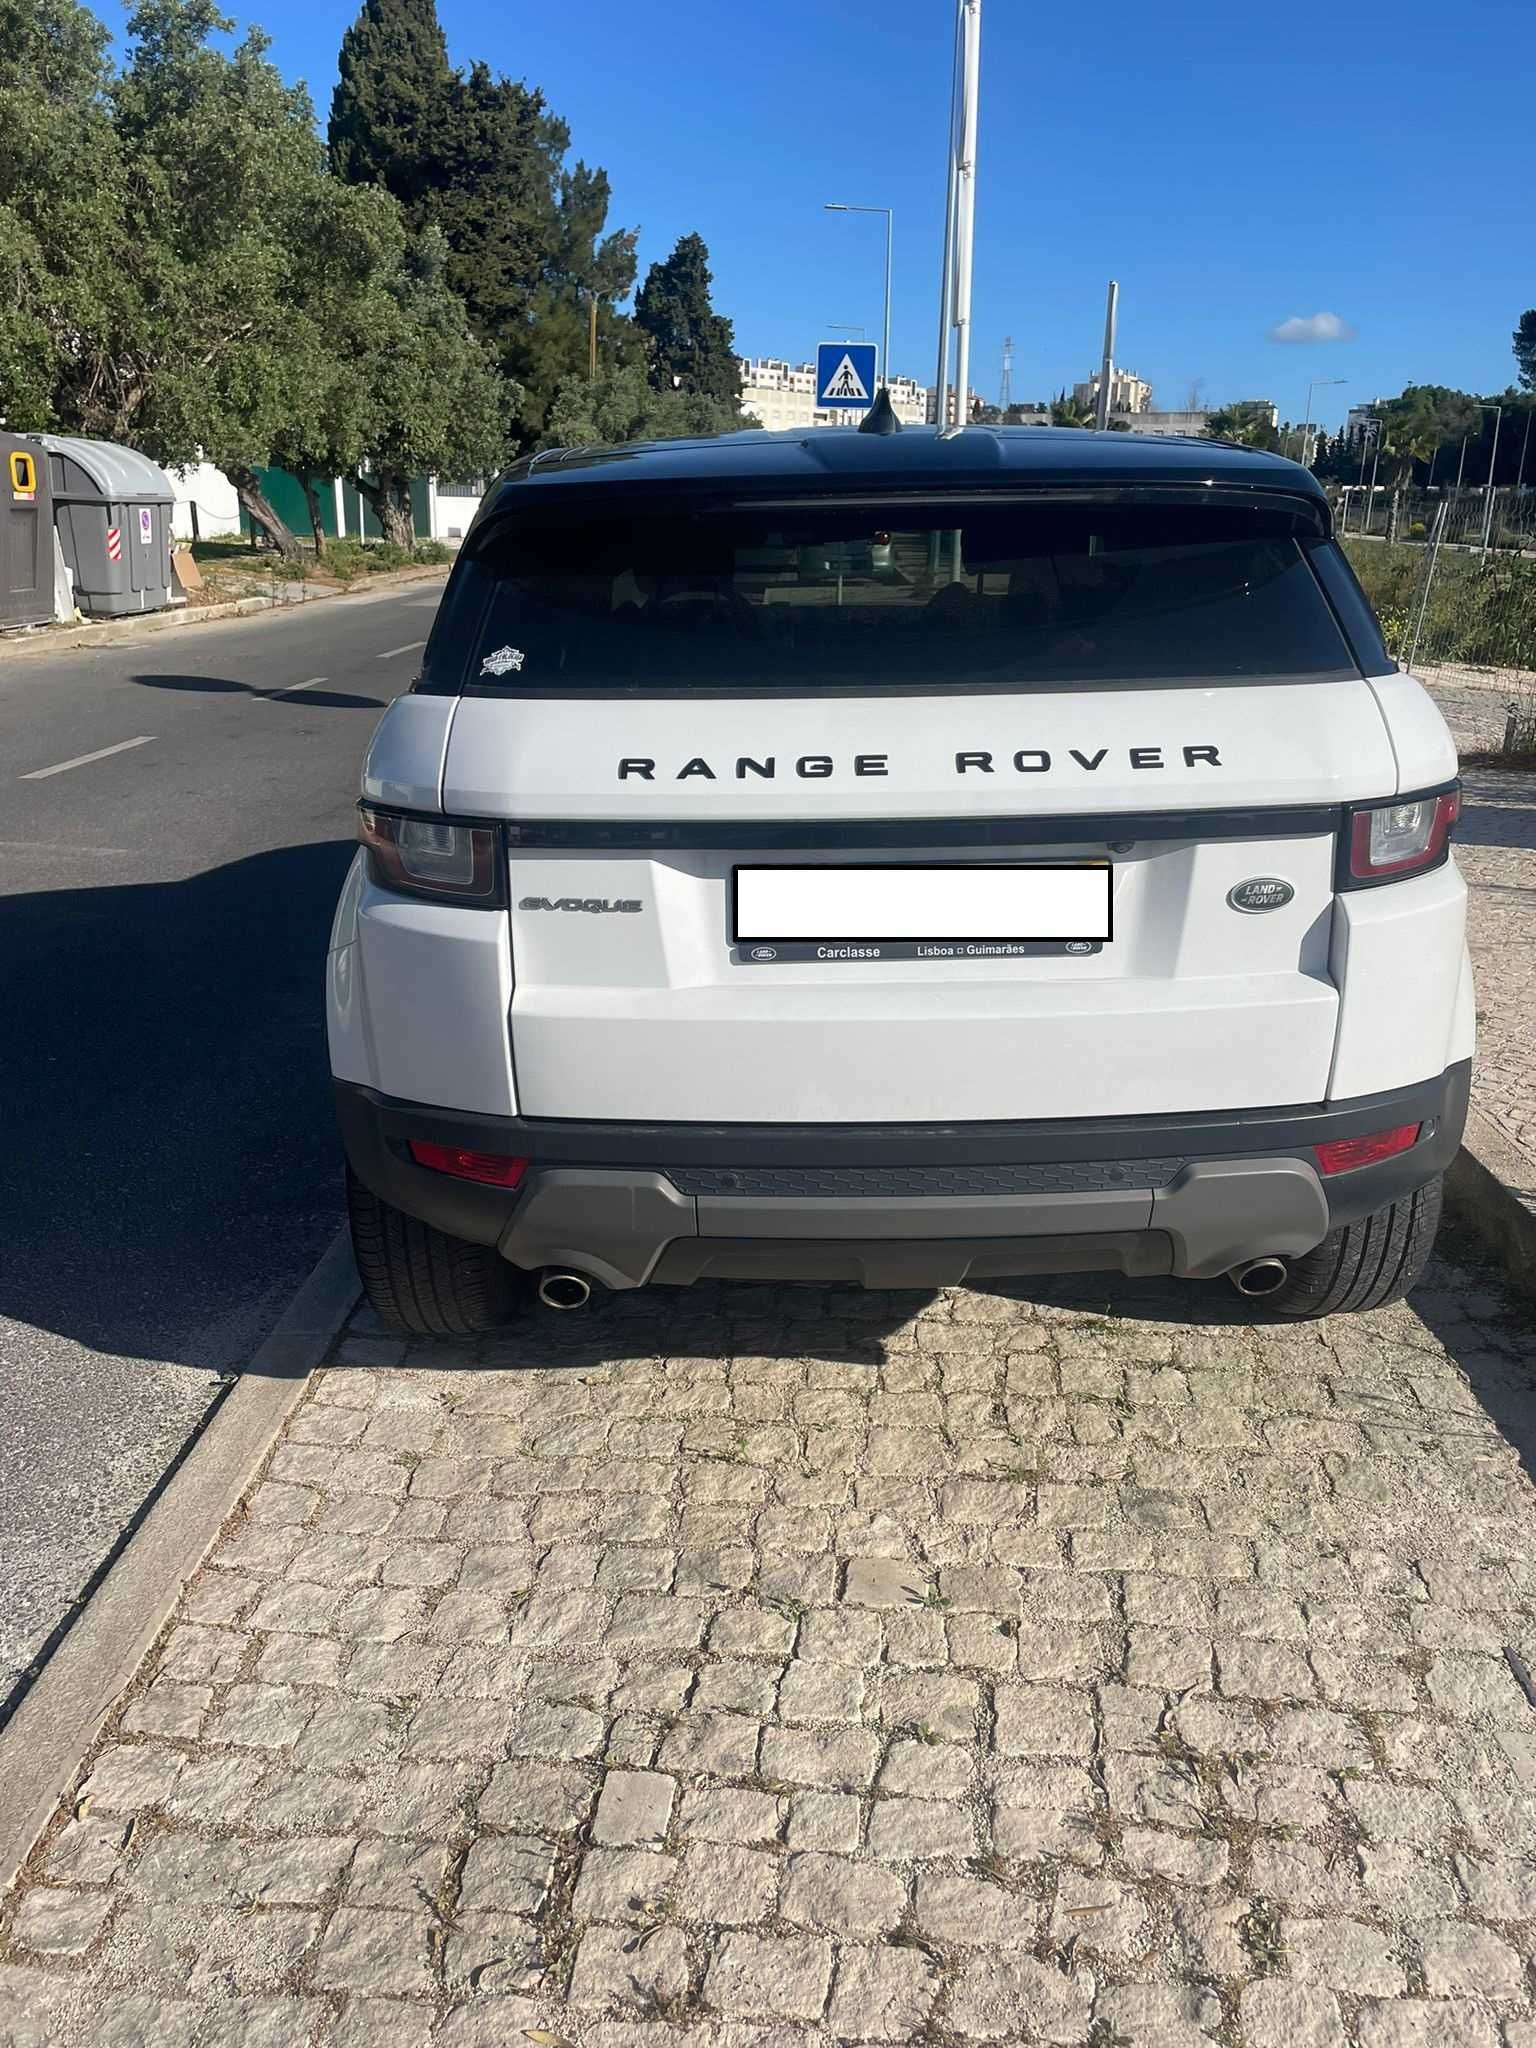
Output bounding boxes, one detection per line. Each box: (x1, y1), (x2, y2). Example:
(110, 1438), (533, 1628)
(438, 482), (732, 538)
(1266, 1175), (1443, 1318)
(346, 1167), (522, 1336)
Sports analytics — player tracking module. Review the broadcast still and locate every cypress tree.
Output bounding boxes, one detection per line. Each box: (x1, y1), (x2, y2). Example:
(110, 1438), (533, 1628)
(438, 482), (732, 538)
(634, 234), (742, 407)
(328, 0), (450, 202)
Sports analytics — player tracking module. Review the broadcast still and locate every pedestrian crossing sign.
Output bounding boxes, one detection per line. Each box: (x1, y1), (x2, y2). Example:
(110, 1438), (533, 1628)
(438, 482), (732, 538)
(816, 341), (879, 411)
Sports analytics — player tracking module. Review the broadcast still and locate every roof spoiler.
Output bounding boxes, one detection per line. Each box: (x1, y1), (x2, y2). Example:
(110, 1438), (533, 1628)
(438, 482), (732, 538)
(857, 389), (902, 436)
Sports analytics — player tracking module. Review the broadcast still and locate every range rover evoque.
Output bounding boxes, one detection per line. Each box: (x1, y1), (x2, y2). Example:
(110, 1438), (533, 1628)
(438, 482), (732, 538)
(326, 421), (1470, 1330)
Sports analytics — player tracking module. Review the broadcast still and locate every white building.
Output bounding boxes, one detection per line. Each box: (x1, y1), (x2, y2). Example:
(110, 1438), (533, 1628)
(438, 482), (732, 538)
(738, 359), (934, 432)
(1345, 402), (1388, 447)
(1074, 368), (1153, 415)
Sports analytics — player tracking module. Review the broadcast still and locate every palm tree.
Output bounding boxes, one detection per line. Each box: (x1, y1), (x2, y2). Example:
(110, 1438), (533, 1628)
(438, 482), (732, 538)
(1204, 402), (1280, 452)
(1049, 389), (1094, 429)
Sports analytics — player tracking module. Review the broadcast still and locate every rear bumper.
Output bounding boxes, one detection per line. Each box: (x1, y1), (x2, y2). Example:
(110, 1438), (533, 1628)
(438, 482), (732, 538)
(334, 1062), (1469, 1288)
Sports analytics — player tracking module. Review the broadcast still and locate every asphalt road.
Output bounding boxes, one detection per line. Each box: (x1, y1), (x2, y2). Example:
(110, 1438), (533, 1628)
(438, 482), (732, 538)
(0, 577), (447, 1723)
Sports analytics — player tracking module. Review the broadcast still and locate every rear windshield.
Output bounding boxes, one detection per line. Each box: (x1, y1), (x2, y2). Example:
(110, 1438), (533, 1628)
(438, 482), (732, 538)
(426, 495), (1359, 695)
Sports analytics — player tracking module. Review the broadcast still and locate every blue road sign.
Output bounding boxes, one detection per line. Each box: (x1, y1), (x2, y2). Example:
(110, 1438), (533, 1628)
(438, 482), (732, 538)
(816, 342), (879, 411)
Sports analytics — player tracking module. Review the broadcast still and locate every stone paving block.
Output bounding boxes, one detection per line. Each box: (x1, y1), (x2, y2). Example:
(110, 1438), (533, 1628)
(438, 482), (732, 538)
(1284, 1917), (1407, 1995)
(778, 1850), (905, 1935)
(308, 1908), (435, 1996)
(843, 1556), (928, 1608)
(1092, 1983), (1226, 2046)
(343, 1838), (451, 1910)
(592, 1770), (676, 1846)
(993, 1682), (1095, 1758)
(675, 1841), (779, 1924)
(1239, 1981), (1348, 2047)
(785, 1790), (860, 1851)
(866, 1793), (974, 1860)
(1354, 2000), (1503, 2048)
(675, 1785), (785, 1844)
(759, 1724), (881, 1790)
(571, 1846), (679, 1925)
(1419, 1920), (1526, 1996)
(826, 1943), (940, 2041)
(11, 1889), (115, 1957)
(567, 1922), (689, 2008)
(702, 1930), (834, 2020)
(124, 1682), (217, 1744)
(441, 1912), (544, 1997)
(914, 1870), (1038, 1946)
(458, 1834), (556, 1913)
(43, 1816), (130, 1886)
(946, 1954), (1097, 2043)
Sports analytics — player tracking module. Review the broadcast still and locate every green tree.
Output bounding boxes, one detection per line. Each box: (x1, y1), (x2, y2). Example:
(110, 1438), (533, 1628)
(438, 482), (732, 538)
(1049, 389), (1093, 428)
(0, 0), (133, 431)
(1514, 309), (1536, 394)
(329, 0), (636, 443)
(633, 233), (742, 407)
(327, 0), (449, 201)
(1204, 401), (1281, 451)
(354, 226), (510, 545)
(540, 356), (750, 451)
(1377, 384), (1482, 487)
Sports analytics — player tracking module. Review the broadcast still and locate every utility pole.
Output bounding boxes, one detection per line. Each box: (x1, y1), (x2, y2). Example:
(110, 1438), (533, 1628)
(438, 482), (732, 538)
(1094, 281), (1119, 431)
(950, 0), (982, 431)
(931, 0), (962, 428)
(588, 294), (598, 379)
(999, 335), (1013, 414)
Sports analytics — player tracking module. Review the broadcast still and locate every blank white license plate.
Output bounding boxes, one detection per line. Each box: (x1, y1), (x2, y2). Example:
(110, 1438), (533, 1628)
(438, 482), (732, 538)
(733, 863), (1112, 943)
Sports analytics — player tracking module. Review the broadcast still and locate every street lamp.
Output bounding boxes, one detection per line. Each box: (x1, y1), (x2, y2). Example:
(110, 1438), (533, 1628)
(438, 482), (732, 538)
(1291, 378), (1346, 465)
(824, 204), (893, 391)
(1480, 404), (1504, 559)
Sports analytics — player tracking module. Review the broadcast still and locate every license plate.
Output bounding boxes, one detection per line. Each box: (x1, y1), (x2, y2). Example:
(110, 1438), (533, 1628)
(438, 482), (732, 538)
(732, 862), (1112, 952)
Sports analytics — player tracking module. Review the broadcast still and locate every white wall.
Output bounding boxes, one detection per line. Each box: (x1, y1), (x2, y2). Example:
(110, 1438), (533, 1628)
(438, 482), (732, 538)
(170, 461), (241, 540)
(432, 491), (482, 541)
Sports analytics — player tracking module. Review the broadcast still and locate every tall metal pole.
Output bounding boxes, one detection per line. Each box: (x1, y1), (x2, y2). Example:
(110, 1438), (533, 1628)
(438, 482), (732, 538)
(931, 1), (962, 429)
(881, 209), (893, 394)
(1095, 281), (1119, 431)
(1480, 406), (1503, 559)
(950, 0), (981, 432)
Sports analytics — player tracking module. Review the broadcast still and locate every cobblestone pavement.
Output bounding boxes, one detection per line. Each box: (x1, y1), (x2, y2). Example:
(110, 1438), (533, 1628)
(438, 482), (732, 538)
(1452, 766), (1536, 1184)
(4, 1259), (1536, 2046)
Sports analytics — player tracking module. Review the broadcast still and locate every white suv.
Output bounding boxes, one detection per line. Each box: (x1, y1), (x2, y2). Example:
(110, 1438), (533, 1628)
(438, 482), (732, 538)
(327, 424), (1470, 1331)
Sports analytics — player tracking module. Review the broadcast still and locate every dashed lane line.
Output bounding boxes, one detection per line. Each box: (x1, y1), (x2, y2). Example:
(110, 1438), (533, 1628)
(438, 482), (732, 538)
(19, 737), (155, 781)
(261, 675), (329, 699)
(377, 641), (426, 661)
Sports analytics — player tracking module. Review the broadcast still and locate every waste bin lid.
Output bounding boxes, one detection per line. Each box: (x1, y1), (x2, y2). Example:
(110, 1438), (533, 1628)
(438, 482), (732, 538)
(39, 434), (174, 503)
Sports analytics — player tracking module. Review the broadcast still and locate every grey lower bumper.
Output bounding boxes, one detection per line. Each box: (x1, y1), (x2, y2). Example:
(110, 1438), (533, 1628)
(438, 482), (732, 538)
(499, 1156), (1331, 1289)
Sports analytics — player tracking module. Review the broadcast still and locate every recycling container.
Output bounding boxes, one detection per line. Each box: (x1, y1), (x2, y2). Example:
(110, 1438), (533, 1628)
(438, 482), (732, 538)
(0, 432), (54, 631)
(42, 434), (175, 617)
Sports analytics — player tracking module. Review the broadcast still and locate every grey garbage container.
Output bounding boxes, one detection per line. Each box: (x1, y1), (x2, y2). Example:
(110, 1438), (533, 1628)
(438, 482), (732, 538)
(42, 434), (176, 617)
(0, 432), (54, 631)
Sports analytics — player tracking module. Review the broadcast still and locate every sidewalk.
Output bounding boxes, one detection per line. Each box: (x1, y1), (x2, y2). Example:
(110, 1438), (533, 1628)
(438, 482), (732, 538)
(2, 1262), (1534, 2045)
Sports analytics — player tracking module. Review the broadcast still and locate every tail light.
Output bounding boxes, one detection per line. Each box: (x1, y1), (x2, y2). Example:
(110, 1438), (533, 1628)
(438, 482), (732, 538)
(408, 1140), (528, 1187)
(1314, 1124), (1421, 1175)
(358, 805), (504, 906)
(1342, 788), (1459, 887)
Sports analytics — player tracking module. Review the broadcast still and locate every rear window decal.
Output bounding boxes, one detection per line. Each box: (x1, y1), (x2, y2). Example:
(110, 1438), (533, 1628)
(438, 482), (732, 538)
(479, 645), (526, 676)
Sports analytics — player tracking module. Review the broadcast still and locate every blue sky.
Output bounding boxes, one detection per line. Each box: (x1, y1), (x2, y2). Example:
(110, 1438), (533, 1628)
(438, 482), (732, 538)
(132, 0), (1532, 428)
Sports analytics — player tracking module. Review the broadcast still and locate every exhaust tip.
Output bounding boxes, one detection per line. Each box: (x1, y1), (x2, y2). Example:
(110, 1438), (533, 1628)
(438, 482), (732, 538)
(538, 1269), (592, 1311)
(1228, 1256), (1289, 1300)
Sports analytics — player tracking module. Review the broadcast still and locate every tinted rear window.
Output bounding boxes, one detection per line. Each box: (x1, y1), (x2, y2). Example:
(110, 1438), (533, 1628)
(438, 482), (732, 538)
(426, 496), (1358, 694)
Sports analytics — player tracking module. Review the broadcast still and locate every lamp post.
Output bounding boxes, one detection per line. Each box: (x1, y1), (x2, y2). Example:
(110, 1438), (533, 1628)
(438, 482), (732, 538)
(824, 204), (893, 392)
(1480, 405), (1504, 559)
(1293, 377), (1345, 466)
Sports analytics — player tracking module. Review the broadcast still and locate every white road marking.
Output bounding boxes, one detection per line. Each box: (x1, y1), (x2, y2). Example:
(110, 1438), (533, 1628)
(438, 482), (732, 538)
(377, 640), (426, 660)
(20, 736), (155, 781)
(262, 675), (329, 699)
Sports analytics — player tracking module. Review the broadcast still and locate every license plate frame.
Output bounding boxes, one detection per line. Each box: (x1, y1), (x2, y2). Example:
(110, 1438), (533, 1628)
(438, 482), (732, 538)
(730, 860), (1113, 952)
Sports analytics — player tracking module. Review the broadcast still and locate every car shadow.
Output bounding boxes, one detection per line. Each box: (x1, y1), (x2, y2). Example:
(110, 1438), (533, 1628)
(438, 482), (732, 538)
(1456, 767), (1536, 850)
(0, 840), (357, 1369)
(129, 671), (385, 711)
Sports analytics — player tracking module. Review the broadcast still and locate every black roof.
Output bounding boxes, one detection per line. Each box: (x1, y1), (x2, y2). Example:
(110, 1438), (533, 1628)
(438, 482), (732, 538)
(485, 423), (1327, 513)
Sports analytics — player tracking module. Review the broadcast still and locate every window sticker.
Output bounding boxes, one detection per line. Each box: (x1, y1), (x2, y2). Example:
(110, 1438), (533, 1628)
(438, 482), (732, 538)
(479, 645), (526, 677)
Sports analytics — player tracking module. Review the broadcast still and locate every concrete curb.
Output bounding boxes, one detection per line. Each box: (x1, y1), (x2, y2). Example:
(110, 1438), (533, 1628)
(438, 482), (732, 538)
(0, 563), (448, 659)
(0, 1228), (359, 1898)
(1446, 1103), (1536, 1297)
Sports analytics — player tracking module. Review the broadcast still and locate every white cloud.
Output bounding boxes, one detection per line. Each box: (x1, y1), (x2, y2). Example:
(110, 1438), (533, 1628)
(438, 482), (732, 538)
(1268, 311), (1356, 345)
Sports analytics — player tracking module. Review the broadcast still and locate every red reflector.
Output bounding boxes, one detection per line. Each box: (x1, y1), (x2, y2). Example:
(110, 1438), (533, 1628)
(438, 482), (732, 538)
(1314, 1124), (1421, 1176)
(408, 1140), (528, 1188)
